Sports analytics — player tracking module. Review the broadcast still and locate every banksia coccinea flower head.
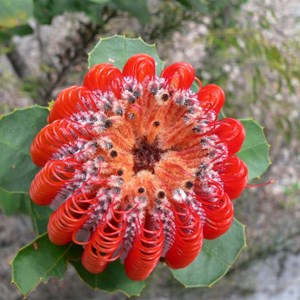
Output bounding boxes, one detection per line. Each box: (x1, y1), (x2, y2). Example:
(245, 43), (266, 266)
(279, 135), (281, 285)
(30, 54), (248, 281)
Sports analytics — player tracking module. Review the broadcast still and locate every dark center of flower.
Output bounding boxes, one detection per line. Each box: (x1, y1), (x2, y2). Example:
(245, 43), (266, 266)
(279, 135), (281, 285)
(132, 137), (165, 174)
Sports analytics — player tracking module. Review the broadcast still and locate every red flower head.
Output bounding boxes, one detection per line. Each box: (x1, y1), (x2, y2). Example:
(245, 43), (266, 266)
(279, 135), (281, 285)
(30, 54), (248, 280)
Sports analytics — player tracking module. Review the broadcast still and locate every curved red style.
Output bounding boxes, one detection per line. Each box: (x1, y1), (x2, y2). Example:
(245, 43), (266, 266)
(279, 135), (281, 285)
(48, 86), (97, 123)
(124, 215), (164, 280)
(123, 54), (156, 83)
(161, 62), (195, 90)
(165, 203), (203, 269)
(30, 53), (248, 281)
(83, 63), (123, 98)
(197, 84), (225, 114)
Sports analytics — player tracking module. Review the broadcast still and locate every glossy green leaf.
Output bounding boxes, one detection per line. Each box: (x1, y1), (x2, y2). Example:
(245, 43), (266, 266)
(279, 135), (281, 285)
(70, 247), (145, 297)
(171, 219), (246, 287)
(238, 118), (271, 180)
(88, 35), (164, 74)
(11, 233), (72, 296)
(0, 106), (48, 193)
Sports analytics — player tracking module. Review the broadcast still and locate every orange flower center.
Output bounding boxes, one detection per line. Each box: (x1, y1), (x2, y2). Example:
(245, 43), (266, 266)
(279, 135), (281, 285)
(98, 83), (204, 213)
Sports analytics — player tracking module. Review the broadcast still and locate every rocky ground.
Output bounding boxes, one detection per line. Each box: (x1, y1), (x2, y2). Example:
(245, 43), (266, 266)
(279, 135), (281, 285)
(1, 0), (300, 299)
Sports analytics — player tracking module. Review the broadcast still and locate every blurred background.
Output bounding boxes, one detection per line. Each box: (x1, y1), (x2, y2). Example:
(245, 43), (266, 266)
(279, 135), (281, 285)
(0, 0), (299, 299)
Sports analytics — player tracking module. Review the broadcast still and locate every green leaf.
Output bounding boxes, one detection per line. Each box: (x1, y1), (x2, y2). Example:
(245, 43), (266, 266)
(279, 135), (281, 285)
(0, 188), (29, 215)
(11, 233), (72, 296)
(11, 233), (145, 297)
(0, 188), (51, 234)
(0, 24), (33, 44)
(110, 0), (150, 25)
(0, 106), (51, 234)
(191, 79), (201, 93)
(70, 246), (145, 297)
(0, 106), (48, 193)
(0, 0), (33, 28)
(88, 35), (164, 74)
(9, 24), (34, 36)
(176, 0), (208, 13)
(238, 118), (271, 180)
(0, 0), (33, 43)
(89, 0), (109, 3)
(89, 0), (150, 24)
(33, 0), (105, 24)
(27, 201), (52, 234)
(170, 219), (246, 287)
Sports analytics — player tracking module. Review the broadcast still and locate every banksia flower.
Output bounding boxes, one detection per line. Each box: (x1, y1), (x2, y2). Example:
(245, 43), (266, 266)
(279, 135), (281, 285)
(30, 54), (248, 280)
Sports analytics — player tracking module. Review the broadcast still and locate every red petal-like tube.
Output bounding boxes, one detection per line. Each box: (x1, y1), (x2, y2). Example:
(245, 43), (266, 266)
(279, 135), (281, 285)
(199, 193), (234, 239)
(82, 205), (126, 274)
(165, 203), (203, 269)
(31, 119), (91, 167)
(214, 118), (246, 155)
(83, 63), (123, 98)
(217, 156), (248, 199)
(48, 191), (95, 245)
(122, 54), (156, 83)
(160, 62), (195, 90)
(48, 86), (97, 123)
(30, 160), (77, 205)
(197, 84), (225, 114)
(124, 214), (164, 281)
(81, 243), (108, 274)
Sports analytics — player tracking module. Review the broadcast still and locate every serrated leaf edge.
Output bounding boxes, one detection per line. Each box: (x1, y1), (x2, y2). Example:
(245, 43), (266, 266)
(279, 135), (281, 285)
(0, 104), (49, 120)
(10, 233), (72, 296)
(87, 34), (164, 71)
